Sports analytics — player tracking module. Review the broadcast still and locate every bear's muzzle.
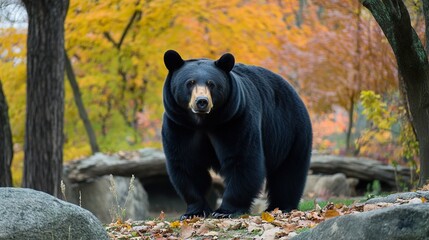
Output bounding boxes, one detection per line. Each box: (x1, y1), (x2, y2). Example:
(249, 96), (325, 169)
(189, 85), (213, 114)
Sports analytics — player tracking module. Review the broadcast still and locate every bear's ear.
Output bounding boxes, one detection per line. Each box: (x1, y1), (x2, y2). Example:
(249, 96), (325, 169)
(215, 53), (235, 73)
(164, 50), (184, 72)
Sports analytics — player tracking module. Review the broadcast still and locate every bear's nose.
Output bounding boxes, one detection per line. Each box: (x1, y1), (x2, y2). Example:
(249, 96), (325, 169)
(195, 97), (209, 110)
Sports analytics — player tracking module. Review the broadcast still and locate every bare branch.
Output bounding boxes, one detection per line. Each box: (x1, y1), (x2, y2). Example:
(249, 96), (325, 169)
(103, 32), (118, 48)
(118, 10), (142, 49)
(103, 10), (142, 50)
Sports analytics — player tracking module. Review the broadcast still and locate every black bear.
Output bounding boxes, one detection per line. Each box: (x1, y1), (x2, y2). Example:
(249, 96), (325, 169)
(162, 50), (312, 219)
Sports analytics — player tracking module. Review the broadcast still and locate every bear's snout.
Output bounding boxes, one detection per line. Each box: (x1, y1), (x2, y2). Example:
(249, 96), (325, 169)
(195, 97), (209, 111)
(189, 85), (213, 114)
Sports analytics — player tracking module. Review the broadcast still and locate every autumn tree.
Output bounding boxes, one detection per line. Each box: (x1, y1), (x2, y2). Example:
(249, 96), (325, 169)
(275, 0), (398, 152)
(361, 0), (429, 186)
(64, 0), (293, 150)
(0, 80), (13, 187)
(22, 0), (69, 196)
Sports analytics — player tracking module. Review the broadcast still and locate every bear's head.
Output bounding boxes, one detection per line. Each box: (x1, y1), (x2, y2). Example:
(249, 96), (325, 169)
(164, 50), (235, 115)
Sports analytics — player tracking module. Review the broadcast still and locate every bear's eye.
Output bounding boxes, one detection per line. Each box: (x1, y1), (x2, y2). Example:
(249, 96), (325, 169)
(207, 80), (215, 89)
(186, 80), (196, 88)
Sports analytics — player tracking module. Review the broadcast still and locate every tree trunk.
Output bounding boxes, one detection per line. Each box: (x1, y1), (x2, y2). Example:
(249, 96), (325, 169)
(64, 50), (100, 154)
(310, 155), (412, 188)
(345, 96), (355, 153)
(22, 0), (69, 197)
(0, 80), (13, 187)
(63, 149), (411, 189)
(361, 0), (429, 186)
(422, 0), (429, 55)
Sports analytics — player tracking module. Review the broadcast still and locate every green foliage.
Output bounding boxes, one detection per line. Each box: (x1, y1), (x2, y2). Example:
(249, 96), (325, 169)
(358, 91), (419, 163)
(365, 180), (381, 199)
(358, 90), (419, 187)
(298, 199), (357, 212)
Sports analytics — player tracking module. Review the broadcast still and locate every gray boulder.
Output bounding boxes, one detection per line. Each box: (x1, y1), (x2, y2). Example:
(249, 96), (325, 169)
(366, 191), (429, 204)
(0, 187), (108, 240)
(292, 203), (429, 240)
(304, 173), (356, 198)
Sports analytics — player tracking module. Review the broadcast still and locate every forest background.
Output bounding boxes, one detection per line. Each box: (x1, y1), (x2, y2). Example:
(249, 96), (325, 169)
(0, 0), (423, 186)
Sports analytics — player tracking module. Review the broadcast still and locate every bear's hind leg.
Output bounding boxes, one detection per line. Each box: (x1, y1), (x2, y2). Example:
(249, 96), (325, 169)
(266, 147), (311, 212)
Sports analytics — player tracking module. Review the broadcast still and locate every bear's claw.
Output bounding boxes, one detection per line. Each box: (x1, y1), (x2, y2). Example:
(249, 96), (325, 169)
(212, 212), (232, 219)
(179, 211), (209, 221)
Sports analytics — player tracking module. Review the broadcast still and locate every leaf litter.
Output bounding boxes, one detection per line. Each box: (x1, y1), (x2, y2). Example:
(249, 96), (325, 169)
(106, 195), (428, 239)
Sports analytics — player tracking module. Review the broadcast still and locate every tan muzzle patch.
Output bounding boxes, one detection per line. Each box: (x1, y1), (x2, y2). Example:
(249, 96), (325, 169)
(189, 85), (213, 114)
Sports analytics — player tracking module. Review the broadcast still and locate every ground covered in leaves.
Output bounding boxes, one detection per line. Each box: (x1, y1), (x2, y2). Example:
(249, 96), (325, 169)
(106, 195), (427, 240)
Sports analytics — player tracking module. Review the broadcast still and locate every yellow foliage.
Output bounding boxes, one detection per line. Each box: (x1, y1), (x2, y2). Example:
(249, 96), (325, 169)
(11, 151), (24, 187)
(2, 0), (350, 186)
(170, 221), (181, 228)
(261, 212), (274, 222)
(61, 0), (302, 156)
(358, 91), (419, 173)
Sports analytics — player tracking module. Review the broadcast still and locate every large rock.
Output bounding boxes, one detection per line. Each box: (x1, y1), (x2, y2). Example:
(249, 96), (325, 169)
(366, 191), (429, 204)
(292, 203), (429, 240)
(0, 188), (108, 240)
(64, 151), (222, 218)
(303, 173), (357, 199)
(65, 175), (149, 223)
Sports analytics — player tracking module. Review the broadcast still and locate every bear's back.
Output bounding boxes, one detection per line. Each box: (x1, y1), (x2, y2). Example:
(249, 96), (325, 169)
(231, 63), (303, 111)
(231, 63), (311, 165)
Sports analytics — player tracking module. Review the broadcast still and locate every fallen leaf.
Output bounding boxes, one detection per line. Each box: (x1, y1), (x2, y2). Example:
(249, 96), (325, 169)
(408, 197), (423, 204)
(260, 227), (282, 240)
(218, 219), (242, 230)
(253, 216), (263, 224)
(335, 203), (344, 209)
(170, 221), (181, 228)
(324, 209), (340, 219)
(146, 221), (156, 226)
(180, 224), (194, 239)
(197, 222), (217, 235)
(364, 202), (394, 212)
(185, 217), (200, 223)
(261, 212), (275, 222)
(272, 220), (283, 227)
(153, 222), (166, 230)
(324, 202), (335, 210)
(271, 208), (282, 215)
(283, 223), (298, 233)
(158, 211), (165, 220)
(248, 222), (263, 233)
(132, 225), (148, 232)
(351, 203), (365, 212)
(262, 223), (275, 231)
(422, 197), (427, 203)
(203, 231), (219, 236)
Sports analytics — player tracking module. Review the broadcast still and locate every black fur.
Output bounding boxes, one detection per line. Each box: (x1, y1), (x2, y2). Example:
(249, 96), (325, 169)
(162, 50), (312, 219)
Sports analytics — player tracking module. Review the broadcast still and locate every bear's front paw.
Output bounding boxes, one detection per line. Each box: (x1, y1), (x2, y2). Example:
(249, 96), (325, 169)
(212, 208), (247, 219)
(179, 210), (211, 221)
